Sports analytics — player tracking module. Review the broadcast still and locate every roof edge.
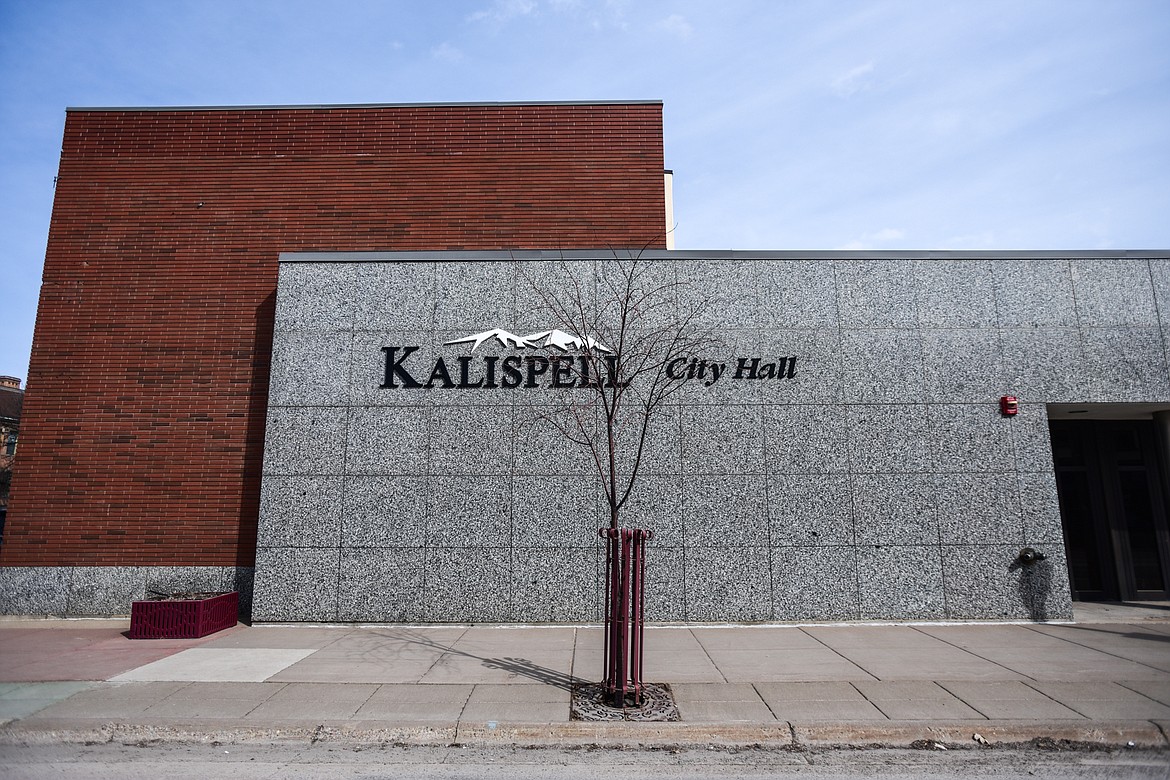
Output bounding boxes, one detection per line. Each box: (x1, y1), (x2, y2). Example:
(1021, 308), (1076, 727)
(65, 100), (663, 113)
(280, 249), (1170, 263)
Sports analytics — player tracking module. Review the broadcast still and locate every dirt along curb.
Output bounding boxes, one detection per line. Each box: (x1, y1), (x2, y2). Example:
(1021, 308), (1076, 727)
(1, 719), (1167, 751)
(791, 720), (1170, 750)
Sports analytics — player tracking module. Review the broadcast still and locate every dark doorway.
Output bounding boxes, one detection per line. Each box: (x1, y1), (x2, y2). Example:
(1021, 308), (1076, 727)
(1050, 419), (1170, 601)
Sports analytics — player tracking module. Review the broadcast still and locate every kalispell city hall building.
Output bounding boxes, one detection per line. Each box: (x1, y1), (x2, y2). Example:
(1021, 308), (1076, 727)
(1, 101), (1168, 624)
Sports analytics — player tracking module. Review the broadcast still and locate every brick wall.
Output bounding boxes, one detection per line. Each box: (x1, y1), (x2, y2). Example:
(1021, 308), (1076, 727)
(3, 102), (666, 567)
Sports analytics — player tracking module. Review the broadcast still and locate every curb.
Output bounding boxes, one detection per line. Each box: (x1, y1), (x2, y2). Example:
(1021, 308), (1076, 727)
(0, 720), (458, 747)
(793, 720), (1169, 749)
(2, 719), (1167, 750)
(454, 722), (795, 747)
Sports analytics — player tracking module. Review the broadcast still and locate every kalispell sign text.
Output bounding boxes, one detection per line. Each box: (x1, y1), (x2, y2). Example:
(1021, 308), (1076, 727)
(380, 347), (797, 390)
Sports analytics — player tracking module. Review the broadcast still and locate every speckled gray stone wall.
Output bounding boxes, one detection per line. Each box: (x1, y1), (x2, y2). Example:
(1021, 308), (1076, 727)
(0, 566), (253, 616)
(253, 251), (1170, 623)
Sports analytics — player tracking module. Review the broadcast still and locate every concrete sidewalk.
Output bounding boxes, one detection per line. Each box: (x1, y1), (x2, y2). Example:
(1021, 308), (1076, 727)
(2, 603), (1169, 750)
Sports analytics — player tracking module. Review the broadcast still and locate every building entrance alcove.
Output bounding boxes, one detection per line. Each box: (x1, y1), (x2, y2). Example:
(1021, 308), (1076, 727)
(1049, 405), (1170, 602)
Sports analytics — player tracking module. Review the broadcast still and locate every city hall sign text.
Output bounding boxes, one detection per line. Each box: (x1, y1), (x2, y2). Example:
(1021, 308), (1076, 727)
(379, 328), (797, 391)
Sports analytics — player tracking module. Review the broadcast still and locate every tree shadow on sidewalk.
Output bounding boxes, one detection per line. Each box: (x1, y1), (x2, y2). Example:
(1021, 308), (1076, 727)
(366, 627), (583, 691)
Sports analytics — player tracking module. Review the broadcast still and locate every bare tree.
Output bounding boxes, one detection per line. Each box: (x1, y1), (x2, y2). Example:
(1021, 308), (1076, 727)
(518, 246), (717, 707)
(520, 248), (716, 530)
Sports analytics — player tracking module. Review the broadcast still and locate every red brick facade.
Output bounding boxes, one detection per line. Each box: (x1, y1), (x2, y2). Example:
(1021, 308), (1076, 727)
(3, 102), (666, 567)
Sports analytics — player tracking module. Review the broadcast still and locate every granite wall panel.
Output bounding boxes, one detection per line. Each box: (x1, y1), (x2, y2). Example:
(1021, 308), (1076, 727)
(994, 259), (1077, 327)
(928, 404), (1016, 473)
(346, 406), (430, 476)
(268, 331), (353, 407)
(337, 549), (426, 622)
(921, 329), (1006, 403)
(851, 474), (938, 546)
(916, 260), (999, 328)
(262, 406), (349, 476)
(66, 567), (149, 615)
(275, 262), (362, 333)
(680, 260), (764, 329)
(685, 546), (772, 622)
(766, 474), (853, 547)
(341, 476), (428, 548)
(424, 548), (513, 622)
(512, 475), (601, 547)
(1150, 260), (1170, 324)
(1016, 472), (1068, 545)
(354, 262), (437, 331)
(857, 545), (945, 620)
(258, 476), (346, 548)
(643, 546), (686, 622)
(1011, 402), (1057, 471)
(1079, 327), (1170, 402)
(429, 406), (514, 475)
(679, 403), (765, 474)
(680, 473), (769, 547)
(841, 330), (925, 404)
(513, 260), (602, 332)
(511, 548), (600, 622)
(426, 476), (512, 547)
(846, 405), (931, 474)
(835, 259), (919, 328)
(0, 567), (71, 614)
(932, 472), (1024, 545)
(0, 566), (253, 617)
(772, 547), (860, 622)
(513, 408), (595, 475)
(756, 261), (839, 329)
(612, 404), (681, 476)
(762, 404), (849, 474)
(1071, 258), (1160, 327)
(252, 548), (340, 622)
(251, 253), (1169, 624)
(1001, 328), (1085, 403)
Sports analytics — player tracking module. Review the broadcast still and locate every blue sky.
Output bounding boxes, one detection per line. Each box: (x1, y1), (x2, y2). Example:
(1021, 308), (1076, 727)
(1, 0), (1168, 379)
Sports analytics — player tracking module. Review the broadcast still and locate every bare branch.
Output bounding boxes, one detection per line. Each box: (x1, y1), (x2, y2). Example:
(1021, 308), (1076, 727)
(517, 246), (718, 530)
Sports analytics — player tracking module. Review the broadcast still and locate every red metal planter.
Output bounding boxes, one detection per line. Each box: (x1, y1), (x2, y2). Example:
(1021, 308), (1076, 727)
(129, 591), (239, 639)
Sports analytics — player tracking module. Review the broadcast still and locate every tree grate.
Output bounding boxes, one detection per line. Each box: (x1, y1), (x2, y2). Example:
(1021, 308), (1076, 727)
(570, 682), (680, 722)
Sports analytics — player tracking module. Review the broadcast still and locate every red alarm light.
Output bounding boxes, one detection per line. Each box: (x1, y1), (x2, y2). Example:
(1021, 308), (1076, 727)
(1000, 396), (1019, 416)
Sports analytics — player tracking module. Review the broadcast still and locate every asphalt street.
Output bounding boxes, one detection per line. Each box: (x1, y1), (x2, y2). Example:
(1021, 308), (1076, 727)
(2, 743), (1169, 780)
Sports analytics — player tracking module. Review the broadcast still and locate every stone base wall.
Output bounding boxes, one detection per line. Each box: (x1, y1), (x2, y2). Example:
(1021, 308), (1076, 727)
(0, 566), (253, 617)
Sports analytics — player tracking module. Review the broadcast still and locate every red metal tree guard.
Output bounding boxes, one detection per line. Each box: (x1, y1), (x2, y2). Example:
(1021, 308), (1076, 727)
(600, 527), (652, 708)
(128, 591), (239, 639)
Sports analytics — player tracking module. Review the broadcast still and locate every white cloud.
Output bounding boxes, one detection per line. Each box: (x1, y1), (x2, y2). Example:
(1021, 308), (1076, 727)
(467, 0), (537, 24)
(657, 14), (693, 41)
(466, 0), (628, 33)
(430, 42), (464, 63)
(831, 61), (875, 97)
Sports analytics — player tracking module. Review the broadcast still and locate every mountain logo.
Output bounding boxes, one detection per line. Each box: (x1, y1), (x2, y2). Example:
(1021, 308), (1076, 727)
(443, 328), (534, 352)
(445, 328), (612, 354)
(523, 330), (612, 354)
